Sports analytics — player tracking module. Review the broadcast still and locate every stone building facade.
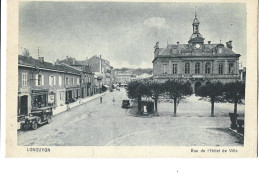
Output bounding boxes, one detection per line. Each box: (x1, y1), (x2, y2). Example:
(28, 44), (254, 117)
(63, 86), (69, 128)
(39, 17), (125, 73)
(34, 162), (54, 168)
(18, 55), (82, 116)
(152, 14), (241, 92)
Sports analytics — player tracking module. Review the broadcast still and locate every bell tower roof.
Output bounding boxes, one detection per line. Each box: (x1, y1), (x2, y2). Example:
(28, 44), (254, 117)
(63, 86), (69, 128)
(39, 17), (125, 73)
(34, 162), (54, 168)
(189, 13), (204, 44)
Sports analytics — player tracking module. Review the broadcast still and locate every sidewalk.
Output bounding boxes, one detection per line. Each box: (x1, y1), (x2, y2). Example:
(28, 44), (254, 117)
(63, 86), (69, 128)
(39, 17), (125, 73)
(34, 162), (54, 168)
(17, 91), (109, 130)
(53, 91), (109, 116)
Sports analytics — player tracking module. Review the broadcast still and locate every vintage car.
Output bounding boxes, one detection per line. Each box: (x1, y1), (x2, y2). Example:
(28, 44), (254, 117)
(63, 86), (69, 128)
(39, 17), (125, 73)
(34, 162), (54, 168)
(121, 100), (130, 108)
(116, 87), (120, 91)
(20, 107), (53, 130)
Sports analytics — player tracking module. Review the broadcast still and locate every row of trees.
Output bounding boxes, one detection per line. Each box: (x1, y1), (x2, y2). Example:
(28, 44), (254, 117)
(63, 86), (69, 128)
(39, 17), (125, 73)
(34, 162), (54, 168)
(126, 80), (245, 117)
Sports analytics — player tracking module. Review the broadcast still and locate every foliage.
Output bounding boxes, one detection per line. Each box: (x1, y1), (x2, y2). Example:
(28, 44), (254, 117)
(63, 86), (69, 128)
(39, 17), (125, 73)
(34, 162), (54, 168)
(126, 80), (150, 99)
(145, 81), (165, 115)
(196, 81), (225, 101)
(126, 80), (150, 112)
(223, 81), (245, 115)
(223, 81), (245, 103)
(196, 81), (225, 117)
(164, 80), (193, 116)
(164, 80), (193, 99)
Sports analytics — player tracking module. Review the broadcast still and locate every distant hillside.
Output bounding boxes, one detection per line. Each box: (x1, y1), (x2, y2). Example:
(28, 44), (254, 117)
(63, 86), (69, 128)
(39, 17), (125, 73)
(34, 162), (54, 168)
(115, 68), (153, 75)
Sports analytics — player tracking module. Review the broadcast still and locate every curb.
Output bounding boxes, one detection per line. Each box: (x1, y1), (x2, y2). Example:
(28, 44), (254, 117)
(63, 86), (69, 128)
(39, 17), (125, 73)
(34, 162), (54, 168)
(17, 91), (110, 131)
(228, 128), (244, 137)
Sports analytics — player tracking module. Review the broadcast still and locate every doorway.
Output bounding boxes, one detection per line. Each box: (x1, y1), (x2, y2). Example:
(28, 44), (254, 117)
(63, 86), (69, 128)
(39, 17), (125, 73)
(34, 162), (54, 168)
(195, 82), (202, 94)
(20, 95), (28, 115)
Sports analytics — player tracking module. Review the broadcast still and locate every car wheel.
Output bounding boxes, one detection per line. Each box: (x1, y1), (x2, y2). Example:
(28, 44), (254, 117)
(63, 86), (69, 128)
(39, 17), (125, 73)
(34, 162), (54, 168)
(20, 122), (24, 130)
(47, 116), (52, 124)
(31, 122), (38, 130)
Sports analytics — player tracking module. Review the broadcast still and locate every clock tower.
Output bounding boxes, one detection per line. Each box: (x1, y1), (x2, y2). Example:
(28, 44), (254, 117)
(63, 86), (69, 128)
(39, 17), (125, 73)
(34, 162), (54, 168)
(188, 13), (204, 47)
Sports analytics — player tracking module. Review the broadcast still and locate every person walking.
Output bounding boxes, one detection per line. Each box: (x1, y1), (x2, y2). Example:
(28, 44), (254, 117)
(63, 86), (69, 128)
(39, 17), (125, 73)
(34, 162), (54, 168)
(100, 97), (102, 103)
(112, 97), (115, 105)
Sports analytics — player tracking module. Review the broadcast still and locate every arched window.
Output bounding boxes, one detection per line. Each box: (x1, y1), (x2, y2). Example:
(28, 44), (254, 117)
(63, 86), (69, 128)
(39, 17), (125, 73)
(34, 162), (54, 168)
(185, 62), (190, 74)
(205, 62), (211, 74)
(195, 62), (200, 74)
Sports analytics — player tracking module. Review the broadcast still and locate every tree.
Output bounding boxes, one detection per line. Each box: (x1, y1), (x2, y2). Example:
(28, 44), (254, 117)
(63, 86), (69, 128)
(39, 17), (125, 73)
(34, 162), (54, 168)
(223, 81), (245, 116)
(196, 81), (225, 117)
(126, 80), (150, 113)
(164, 80), (193, 116)
(146, 81), (165, 116)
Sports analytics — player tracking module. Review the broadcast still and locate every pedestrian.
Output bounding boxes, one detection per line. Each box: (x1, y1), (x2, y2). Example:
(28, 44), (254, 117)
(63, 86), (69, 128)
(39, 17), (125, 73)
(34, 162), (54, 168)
(112, 97), (115, 105)
(100, 97), (102, 103)
(67, 103), (70, 111)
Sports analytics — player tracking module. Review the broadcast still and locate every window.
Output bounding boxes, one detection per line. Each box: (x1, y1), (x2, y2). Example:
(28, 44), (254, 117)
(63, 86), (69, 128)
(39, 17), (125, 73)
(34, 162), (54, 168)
(172, 64), (177, 74)
(65, 77), (69, 85)
(49, 76), (54, 86)
(195, 62), (200, 74)
(218, 63), (223, 75)
(59, 76), (62, 86)
(185, 62), (190, 74)
(218, 47), (223, 54)
(77, 78), (80, 85)
(38, 75), (42, 86)
(163, 64), (167, 74)
(22, 73), (27, 86)
(229, 63), (234, 74)
(205, 62), (211, 74)
(71, 78), (74, 85)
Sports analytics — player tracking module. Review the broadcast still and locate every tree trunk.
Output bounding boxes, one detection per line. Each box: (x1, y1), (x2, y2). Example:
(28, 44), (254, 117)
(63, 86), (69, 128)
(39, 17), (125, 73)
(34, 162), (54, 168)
(211, 97), (215, 117)
(173, 97), (177, 117)
(154, 97), (158, 116)
(234, 96), (238, 116)
(138, 95), (142, 113)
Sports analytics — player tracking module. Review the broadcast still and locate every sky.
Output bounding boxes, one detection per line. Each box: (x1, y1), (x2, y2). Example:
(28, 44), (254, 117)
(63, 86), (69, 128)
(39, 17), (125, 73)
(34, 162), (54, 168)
(19, 2), (247, 68)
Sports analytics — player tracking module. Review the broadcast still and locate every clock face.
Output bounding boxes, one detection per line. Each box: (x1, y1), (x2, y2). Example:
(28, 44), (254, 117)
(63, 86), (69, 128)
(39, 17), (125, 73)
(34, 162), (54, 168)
(195, 44), (200, 48)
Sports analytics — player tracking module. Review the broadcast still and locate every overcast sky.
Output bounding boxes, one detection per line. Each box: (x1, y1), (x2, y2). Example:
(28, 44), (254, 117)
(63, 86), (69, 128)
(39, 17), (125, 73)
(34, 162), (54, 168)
(19, 2), (246, 68)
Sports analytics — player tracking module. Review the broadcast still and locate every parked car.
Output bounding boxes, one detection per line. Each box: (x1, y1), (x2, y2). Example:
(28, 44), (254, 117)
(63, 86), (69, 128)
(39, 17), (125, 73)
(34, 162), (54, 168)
(116, 87), (120, 91)
(121, 100), (130, 108)
(109, 89), (114, 92)
(20, 107), (53, 130)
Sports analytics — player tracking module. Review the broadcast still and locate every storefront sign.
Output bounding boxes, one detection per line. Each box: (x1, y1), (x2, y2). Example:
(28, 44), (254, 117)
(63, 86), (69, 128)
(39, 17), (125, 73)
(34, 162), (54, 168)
(48, 94), (55, 104)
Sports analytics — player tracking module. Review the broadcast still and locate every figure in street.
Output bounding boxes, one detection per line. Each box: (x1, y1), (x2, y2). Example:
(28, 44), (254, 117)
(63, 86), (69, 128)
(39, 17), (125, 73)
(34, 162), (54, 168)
(100, 97), (102, 103)
(112, 97), (115, 105)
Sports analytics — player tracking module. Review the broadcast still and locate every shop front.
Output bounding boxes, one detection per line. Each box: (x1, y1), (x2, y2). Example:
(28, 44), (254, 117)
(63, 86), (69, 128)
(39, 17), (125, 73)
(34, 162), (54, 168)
(31, 89), (48, 108)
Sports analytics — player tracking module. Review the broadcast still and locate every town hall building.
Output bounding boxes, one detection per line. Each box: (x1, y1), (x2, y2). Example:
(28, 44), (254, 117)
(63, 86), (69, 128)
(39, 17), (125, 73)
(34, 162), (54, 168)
(152, 14), (241, 92)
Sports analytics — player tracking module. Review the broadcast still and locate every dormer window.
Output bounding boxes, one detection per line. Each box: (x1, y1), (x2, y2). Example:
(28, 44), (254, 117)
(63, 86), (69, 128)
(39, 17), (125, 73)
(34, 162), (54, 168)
(218, 47), (223, 54)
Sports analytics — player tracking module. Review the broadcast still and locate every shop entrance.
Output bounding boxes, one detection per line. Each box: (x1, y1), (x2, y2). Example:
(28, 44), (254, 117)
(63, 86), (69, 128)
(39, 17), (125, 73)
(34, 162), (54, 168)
(18, 95), (28, 115)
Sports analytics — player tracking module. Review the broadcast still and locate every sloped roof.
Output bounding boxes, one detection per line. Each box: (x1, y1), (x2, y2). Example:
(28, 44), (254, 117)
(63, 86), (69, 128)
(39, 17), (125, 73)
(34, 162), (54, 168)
(158, 43), (239, 57)
(18, 55), (81, 75)
(59, 58), (92, 74)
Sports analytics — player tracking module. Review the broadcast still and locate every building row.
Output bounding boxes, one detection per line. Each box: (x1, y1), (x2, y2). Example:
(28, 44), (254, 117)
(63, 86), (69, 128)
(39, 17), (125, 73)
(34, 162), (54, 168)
(18, 55), (115, 116)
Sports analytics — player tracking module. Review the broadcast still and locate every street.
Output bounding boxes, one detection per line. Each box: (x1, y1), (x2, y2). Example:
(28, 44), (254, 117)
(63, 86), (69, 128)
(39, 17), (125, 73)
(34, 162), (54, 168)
(18, 88), (244, 146)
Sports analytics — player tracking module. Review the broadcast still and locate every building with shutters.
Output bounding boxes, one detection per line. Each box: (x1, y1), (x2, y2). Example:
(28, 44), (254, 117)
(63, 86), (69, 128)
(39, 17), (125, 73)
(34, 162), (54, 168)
(18, 55), (81, 116)
(152, 14), (241, 92)
(57, 56), (95, 98)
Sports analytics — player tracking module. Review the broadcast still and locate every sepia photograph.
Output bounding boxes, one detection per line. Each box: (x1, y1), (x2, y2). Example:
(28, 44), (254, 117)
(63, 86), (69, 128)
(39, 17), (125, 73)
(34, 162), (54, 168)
(5, 0), (257, 157)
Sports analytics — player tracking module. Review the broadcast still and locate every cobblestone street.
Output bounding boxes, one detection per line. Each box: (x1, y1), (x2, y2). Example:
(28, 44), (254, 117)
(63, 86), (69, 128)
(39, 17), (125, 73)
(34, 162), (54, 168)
(18, 88), (244, 146)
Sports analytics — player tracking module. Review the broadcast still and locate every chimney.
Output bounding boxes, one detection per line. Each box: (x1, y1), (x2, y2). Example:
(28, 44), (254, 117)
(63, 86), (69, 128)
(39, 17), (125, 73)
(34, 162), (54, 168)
(154, 42), (160, 58)
(177, 41), (179, 45)
(155, 42), (159, 48)
(56, 59), (60, 64)
(39, 57), (44, 64)
(208, 41), (211, 44)
(226, 40), (233, 50)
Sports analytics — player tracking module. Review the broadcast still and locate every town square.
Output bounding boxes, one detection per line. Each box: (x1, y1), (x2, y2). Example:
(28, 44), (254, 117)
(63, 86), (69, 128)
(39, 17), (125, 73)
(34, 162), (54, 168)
(17, 2), (246, 146)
